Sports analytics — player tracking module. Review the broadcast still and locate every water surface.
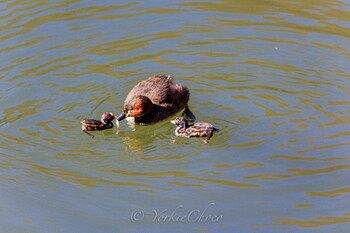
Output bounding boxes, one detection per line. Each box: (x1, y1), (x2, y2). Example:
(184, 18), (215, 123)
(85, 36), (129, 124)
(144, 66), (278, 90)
(1, 0), (350, 232)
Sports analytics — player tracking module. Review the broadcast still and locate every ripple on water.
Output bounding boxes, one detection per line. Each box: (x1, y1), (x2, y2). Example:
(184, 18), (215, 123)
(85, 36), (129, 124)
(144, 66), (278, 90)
(0, 0), (350, 232)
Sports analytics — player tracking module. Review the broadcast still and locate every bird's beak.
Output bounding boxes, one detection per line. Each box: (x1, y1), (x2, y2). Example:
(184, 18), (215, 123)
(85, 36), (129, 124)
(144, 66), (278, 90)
(170, 120), (175, 124)
(117, 113), (126, 121)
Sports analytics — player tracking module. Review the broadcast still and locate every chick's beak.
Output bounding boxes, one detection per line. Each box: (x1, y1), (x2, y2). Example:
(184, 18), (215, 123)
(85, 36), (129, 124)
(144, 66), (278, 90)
(170, 120), (176, 124)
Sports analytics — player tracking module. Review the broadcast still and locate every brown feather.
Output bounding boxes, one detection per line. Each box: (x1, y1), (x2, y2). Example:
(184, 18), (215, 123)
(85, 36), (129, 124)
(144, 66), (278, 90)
(81, 112), (115, 131)
(122, 75), (190, 124)
(171, 117), (219, 143)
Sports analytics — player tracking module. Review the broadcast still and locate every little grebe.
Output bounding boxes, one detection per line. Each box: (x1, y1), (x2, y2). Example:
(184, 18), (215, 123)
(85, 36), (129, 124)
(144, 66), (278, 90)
(170, 117), (219, 143)
(117, 75), (195, 125)
(81, 112), (116, 138)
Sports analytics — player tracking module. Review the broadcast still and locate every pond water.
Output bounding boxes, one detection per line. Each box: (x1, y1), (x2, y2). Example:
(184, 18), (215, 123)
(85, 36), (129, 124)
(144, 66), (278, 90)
(1, 0), (350, 232)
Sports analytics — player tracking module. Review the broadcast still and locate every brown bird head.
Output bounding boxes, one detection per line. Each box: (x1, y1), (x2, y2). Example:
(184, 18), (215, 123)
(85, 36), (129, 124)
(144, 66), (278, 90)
(101, 112), (116, 124)
(117, 96), (153, 121)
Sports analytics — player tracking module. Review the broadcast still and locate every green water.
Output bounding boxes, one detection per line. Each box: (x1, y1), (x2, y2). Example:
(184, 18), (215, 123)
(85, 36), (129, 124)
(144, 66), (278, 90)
(1, 0), (350, 232)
